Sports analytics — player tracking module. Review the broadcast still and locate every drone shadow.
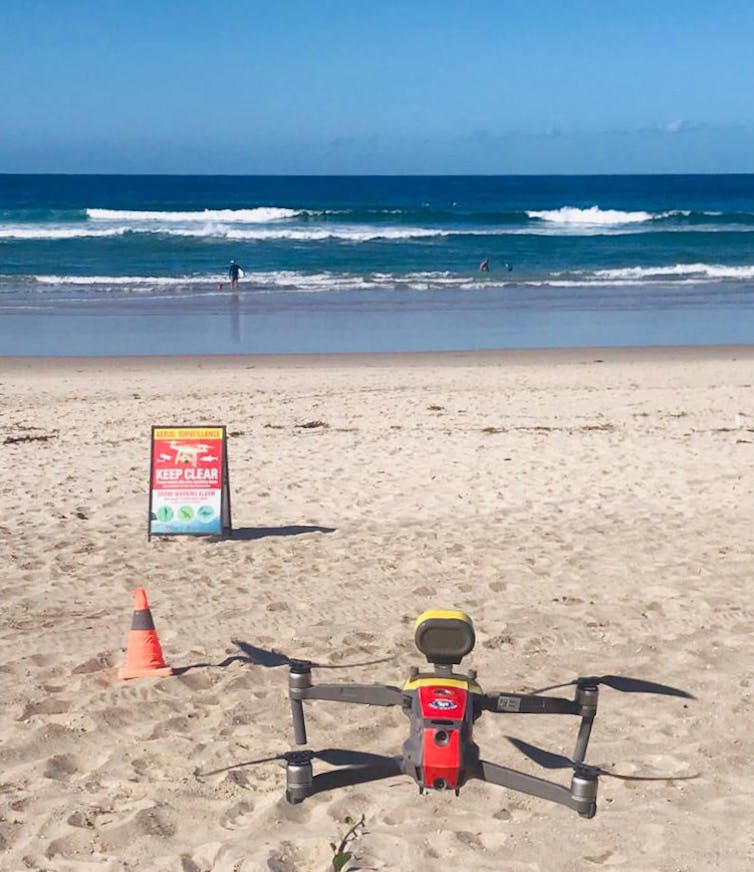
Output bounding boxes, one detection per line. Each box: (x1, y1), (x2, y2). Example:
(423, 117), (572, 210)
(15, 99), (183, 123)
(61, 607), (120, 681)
(172, 653), (251, 676)
(172, 639), (289, 675)
(230, 525), (336, 541)
(233, 639), (288, 668)
(173, 638), (393, 677)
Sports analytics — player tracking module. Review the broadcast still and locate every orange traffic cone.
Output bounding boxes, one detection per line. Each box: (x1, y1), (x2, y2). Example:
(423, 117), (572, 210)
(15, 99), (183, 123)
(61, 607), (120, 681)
(118, 588), (174, 680)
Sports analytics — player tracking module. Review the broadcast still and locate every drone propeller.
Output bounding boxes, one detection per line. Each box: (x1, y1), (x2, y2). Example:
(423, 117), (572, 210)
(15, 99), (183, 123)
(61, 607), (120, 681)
(530, 674), (694, 699)
(198, 747), (398, 778)
(507, 737), (698, 782)
(232, 639), (394, 671)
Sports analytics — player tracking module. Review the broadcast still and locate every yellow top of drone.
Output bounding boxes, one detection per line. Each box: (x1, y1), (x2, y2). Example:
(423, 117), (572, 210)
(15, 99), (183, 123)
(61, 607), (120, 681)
(414, 609), (475, 665)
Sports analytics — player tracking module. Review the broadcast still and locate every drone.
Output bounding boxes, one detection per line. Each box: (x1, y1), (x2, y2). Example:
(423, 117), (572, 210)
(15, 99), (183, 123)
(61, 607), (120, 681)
(226, 609), (694, 818)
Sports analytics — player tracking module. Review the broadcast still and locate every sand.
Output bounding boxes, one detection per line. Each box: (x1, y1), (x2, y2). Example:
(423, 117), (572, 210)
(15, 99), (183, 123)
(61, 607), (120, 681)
(1, 347), (752, 871)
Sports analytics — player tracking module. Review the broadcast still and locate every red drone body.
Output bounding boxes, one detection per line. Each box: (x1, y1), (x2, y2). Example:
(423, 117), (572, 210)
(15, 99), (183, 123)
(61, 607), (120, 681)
(405, 683), (474, 792)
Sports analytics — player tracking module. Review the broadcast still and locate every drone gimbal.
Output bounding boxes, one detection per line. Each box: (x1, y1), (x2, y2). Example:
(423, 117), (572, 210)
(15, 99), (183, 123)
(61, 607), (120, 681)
(284, 609), (681, 818)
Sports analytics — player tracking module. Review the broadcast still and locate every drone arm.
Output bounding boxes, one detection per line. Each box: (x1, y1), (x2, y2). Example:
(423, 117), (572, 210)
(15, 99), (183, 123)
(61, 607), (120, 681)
(472, 759), (597, 818)
(479, 692), (580, 715)
(479, 686), (599, 763)
(299, 683), (404, 707)
(473, 758), (573, 809)
(289, 664), (403, 746)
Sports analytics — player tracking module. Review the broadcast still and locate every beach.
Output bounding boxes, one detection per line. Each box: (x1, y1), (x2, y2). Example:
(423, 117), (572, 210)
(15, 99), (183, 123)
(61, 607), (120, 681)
(1, 346), (753, 871)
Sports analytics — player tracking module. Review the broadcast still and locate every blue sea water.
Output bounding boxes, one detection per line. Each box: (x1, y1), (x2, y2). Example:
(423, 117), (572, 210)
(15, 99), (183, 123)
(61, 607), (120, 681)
(1, 174), (753, 355)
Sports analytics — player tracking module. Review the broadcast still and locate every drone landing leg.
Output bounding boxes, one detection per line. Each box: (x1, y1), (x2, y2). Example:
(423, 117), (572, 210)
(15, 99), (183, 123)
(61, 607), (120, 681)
(286, 753), (313, 804)
(289, 665), (312, 745)
(572, 684), (599, 764)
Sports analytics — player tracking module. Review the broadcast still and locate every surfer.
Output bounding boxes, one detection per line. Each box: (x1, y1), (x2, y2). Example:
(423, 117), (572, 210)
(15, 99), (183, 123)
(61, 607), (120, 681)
(228, 259), (243, 290)
(479, 257), (489, 272)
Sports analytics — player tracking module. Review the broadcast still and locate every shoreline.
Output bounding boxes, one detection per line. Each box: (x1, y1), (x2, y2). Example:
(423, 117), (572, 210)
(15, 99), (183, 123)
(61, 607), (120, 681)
(3, 342), (754, 371)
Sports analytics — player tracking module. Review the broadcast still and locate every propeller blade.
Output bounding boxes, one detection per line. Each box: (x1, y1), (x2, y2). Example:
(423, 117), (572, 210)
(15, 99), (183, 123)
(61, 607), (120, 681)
(593, 675), (694, 699)
(308, 655), (396, 670)
(527, 680), (577, 695)
(197, 752), (288, 776)
(232, 639), (394, 671)
(595, 770), (699, 783)
(506, 737), (699, 783)
(530, 675), (694, 699)
(197, 747), (399, 778)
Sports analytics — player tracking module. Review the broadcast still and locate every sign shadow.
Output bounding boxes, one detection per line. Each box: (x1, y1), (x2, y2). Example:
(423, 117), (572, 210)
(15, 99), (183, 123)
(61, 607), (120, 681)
(230, 525), (336, 541)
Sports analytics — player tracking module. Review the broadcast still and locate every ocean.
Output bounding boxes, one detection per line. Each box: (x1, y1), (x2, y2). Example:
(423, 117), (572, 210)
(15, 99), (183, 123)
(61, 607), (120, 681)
(1, 174), (753, 355)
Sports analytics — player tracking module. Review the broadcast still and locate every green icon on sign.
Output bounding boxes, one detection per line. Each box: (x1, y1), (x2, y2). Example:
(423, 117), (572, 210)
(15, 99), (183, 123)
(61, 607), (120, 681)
(178, 505), (194, 521)
(156, 505), (174, 522)
(197, 505), (215, 521)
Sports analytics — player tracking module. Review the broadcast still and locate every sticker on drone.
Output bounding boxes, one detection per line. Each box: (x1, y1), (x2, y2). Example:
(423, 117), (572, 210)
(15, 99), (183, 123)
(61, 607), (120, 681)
(429, 698), (459, 711)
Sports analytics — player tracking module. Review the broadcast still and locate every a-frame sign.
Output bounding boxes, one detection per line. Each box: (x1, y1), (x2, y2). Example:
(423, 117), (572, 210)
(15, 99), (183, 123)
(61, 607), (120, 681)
(148, 425), (232, 539)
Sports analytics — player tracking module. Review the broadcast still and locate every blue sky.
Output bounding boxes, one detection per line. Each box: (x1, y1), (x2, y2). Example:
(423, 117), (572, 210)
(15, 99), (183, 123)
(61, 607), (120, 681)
(2, 0), (753, 174)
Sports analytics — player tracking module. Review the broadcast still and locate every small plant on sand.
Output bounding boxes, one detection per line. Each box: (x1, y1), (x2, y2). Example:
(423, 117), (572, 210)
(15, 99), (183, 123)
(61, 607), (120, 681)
(329, 814), (366, 871)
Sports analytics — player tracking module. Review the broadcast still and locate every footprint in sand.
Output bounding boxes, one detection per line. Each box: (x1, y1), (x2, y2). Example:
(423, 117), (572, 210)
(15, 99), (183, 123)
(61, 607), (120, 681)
(18, 697), (71, 720)
(219, 799), (255, 830)
(72, 652), (114, 674)
(43, 753), (81, 780)
(412, 585), (435, 597)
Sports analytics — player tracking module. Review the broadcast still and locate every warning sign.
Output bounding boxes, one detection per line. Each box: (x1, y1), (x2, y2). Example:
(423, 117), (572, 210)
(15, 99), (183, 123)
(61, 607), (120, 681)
(148, 426), (231, 538)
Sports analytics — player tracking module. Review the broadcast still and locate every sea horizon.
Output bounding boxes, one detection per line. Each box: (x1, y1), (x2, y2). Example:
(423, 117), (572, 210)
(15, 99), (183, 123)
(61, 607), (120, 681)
(4, 171), (754, 177)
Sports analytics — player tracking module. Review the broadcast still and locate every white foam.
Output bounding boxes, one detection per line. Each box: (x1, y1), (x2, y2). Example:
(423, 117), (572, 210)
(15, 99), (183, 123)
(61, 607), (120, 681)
(143, 225), (463, 241)
(25, 270), (499, 294)
(593, 263), (754, 280)
(6, 218), (744, 243)
(224, 225), (451, 241)
(6, 223), (457, 242)
(33, 274), (214, 286)
(0, 227), (129, 240)
(20, 262), (754, 298)
(86, 207), (301, 222)
(527, 206), (655, 225)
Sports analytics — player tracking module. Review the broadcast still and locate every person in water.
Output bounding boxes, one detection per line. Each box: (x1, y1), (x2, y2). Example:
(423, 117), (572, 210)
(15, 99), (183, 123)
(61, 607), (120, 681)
(480, 258), (513, 273)
(228, 259), (242, 289)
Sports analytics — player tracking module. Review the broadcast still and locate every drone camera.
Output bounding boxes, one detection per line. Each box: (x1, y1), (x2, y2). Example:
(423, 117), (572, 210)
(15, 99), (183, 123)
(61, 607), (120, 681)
(434, 729), (451, 746)
(414, 609), (475, 665)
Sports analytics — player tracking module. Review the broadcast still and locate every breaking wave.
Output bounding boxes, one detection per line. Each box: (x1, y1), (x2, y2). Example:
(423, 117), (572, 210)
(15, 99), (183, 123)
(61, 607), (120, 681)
(86, 207), (302, 222)
(592, 263), (754, 280)
(529, 206), (668, 225)
(0, 227), (130, 240)
(8, 262), (753, 296)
